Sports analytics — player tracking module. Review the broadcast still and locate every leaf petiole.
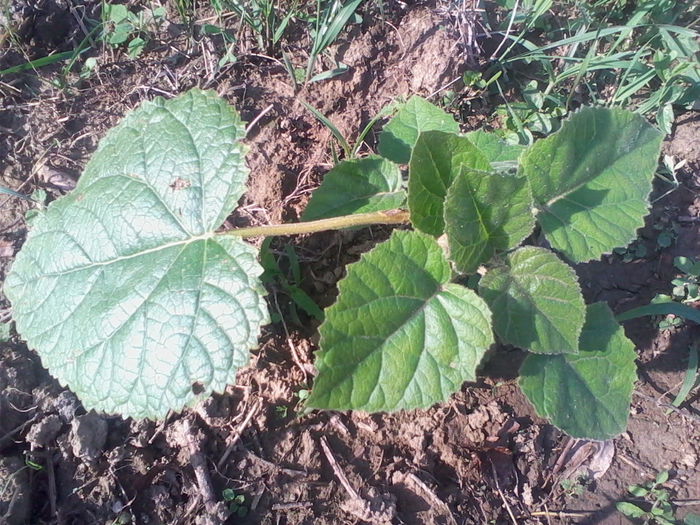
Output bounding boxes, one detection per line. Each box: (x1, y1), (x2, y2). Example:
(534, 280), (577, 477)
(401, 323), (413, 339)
(220, 209), (411, 239)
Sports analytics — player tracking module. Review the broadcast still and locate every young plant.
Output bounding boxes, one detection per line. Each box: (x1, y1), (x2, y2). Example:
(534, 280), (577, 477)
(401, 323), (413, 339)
(101, 2), (166, 58)
(304, 0), (362, 83)
(214, 0), (297, 54)
(4, 91), (664, 441)
(616, 471), (677, 525)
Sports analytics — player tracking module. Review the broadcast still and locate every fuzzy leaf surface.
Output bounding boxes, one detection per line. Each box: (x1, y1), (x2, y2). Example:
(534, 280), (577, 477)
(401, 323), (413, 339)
(522, 107), (664, 262)
(378, 96), (460, 164)
(307, 230), (494, 411)
(408, 131), (490, 236)
(302, 156), (404, 221)
(4, 90), (269, 419)
(464, 130), (526, 170)
(444, 169), (535, 273)
(519, 302), (637, 439)
(479, 247), (585, 354)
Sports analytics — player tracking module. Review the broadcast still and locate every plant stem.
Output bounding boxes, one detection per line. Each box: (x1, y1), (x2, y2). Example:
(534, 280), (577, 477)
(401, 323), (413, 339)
(220, 209), (410, 239)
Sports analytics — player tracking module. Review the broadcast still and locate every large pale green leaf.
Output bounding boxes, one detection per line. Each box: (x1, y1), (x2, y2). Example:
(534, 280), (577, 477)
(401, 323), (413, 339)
(479, 246), (585, 354)
(444, 168), (535, 273)
(306, 230), (494, 411)
(378, 96), (460, 164)
(522, 107), (664, 262)
(302, 156), (404, 221)
(519, 302), (637, 439)
(4, 90), (269, 419)
(464, 130), (526, 171)
(408, 131), (490, 236)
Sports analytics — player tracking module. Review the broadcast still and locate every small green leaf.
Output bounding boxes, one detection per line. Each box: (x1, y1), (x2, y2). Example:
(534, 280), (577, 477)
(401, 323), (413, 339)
(408, 131), (490, 236)
(307, 230), (494, 412)
(108, 25), (132, 45)
(655, 470), (670, 484)
(479, 247), (585, 354)
(302, 156), (404, 221)
(684, 513), (700, 525)
(616, 502), (648, 519)
(464, 130), (526, 170)
(5, 90), (269, 419)
(104, 3), (129, 23)
(522, 107), (664, 262)
(127, 37), (146, 58)
(378, 96), (459, 164)
(444, 168), (535, 273)
(628, 484), (649, 497)
(0, 322), (11, 343)
(520, 302), (637, 440)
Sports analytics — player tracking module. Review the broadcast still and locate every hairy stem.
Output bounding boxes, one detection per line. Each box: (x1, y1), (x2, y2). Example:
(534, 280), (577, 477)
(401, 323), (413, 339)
(221, 209), (411, 239)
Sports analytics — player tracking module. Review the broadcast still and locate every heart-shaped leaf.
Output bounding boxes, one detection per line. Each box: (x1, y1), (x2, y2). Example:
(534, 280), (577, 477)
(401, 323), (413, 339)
(302, 156), (404, 221)
(378, 96), (460, 164)
(464, 130), (526, 171)
(408, 131), (490, 236)
(522, 107), (664, 262)
(479, 246), (585, 354)
(444, 168), (535, 273)
(519, 302), (637, 440)
(5, 90), (269, 419)
(306, 230), (494, 411)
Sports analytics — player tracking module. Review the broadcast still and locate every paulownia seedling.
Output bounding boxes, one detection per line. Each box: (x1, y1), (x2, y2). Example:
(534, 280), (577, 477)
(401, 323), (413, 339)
(5, 90), (664, 440)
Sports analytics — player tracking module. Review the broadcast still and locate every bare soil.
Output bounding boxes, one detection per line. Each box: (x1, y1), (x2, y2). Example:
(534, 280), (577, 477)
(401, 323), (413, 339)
(1, 2), (698, 524)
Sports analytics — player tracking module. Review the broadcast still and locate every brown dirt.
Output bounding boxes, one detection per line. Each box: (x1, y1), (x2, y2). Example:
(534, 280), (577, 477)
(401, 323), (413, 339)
(1, 2), (699, 525)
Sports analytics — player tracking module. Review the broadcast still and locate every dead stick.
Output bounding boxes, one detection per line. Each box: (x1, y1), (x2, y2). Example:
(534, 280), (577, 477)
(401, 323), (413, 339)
(183, 419), (220, 521)
(45, 451), (59, 524)
(216, 399), (261, 470)
(490, 460), (518, 525)
(319, 436), (360, 500)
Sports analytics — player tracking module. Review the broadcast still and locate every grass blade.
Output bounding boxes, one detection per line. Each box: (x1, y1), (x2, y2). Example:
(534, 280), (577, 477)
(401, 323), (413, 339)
(672, 344), (699, 407)
(0, 50), (86, 76)
(301, 101), (351, 158)
(617, 302), (700, 324)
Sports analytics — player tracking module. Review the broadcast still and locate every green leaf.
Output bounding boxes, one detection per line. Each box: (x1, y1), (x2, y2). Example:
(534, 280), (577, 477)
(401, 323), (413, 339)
(104, 3), (129, 23)
(5, 90), (269, 419)
(685, 513), (700, 525)
(307, 230), (494, 411)
(378, 96), (459, 164)
(302, 156), (404, 221)
(522, 107), (664, 262)
(479, 246), (585, 354)
(408, 131), (490, 236)
(464, 130), (526, 171)
(616, 502), (648, 519)
(0, 322), (11, 343)
(127, 37), (146, 58)
(655, 470), (670, 484)
(520, 303), (637, 440)
(628, 485), (649, 497)
(444, 169), (535, 274)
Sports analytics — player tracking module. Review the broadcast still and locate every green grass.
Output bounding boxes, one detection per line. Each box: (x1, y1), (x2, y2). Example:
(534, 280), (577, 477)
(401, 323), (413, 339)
(476, 0), (699, 142)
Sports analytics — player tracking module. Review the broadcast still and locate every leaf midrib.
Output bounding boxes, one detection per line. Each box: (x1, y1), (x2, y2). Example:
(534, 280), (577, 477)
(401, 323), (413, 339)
(38, 232), (214, 278)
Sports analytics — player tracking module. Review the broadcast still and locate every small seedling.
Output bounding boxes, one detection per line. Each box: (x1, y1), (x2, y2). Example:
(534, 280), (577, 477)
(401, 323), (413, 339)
(658, 314), (684, 331)
(260, 239), (323, 324)
(617, 471), (677, 525)
(222, 488), (248, 517)
(614, 241), (648, 263)
(671, 257), (700, 303)
(560, 477), (587, 498)
(304, 0), (362, 83)
(101, 3), (166, 58)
